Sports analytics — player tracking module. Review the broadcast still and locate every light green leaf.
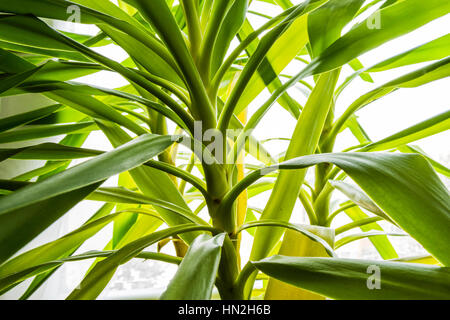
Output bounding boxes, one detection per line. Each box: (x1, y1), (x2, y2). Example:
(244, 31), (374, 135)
(232, 6), (311, 118)
(368, 34), (450, 72)
(307, 0), (364, 58)
(125, 0), (216, 128)
(328, 57), (450, 145)
(361, 110), (450, 152)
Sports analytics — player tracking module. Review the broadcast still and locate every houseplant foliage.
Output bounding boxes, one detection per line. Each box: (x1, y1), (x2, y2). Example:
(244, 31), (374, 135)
(0, 0), (449, 300)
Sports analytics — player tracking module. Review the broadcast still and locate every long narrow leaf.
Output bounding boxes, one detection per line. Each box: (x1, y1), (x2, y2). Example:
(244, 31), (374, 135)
(161, 233), (225, 300)
(253, 256), (450, 299)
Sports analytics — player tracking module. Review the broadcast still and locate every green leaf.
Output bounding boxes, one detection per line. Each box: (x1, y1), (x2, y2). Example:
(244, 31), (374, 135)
(233, 16), (306, 118)
(368, 34), (450, 72)
(253, 256), (450, 299)
(0, 41), (89, 62)
(0, 47), (39, 73)
(228, 114), (277, 165)
(0, 122), (97, 144)
(6, 79), (189, 131)
(46, 91), (148, 136)
(210, 0), (248, 76)
(66, 224), (218, 300)
(37, 132), (91, 180)
(0, 134), (177, 264)
(227, 5), (313, 122)
(306, 0), (450, 75)
(180, 0), (202, 58)
(0, 134), (176, 213)
(88, 187), (208, 226)
(0, 142), (101, 162)
(334, 215), (383, 235)
(98, 24), (184, 87)
(397, 145), (450, 178)
(198, 0), (236, 78)
(0, 104), (61, 133)
(161, 233), (225, 300)
(0, 52), (150, 136)
(71, 0), (181, 72)
(0, 205), (117, 288)
(77, 210), (166, 292)
(0, 65), (44, 94)
(0, 16), (187, 131)
(12, 161), (69, 181)
(112, 173), (139, 248)
(307, 0), (364, 58)
(1, 61), (102, 96)
(21, 61), (104, 83)
(0, 0), (114, 25)
(232, 152), (450, 266)
(0, 15), (80, 53)
(0, 182), (101, 266)
(391, 255), (441, 266)
(348, 58), (374, 83)
(0, 0), (179, 71)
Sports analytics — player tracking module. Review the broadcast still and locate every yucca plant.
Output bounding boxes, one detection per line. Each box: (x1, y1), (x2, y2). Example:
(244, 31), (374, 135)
(0, 0), (449, 300)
